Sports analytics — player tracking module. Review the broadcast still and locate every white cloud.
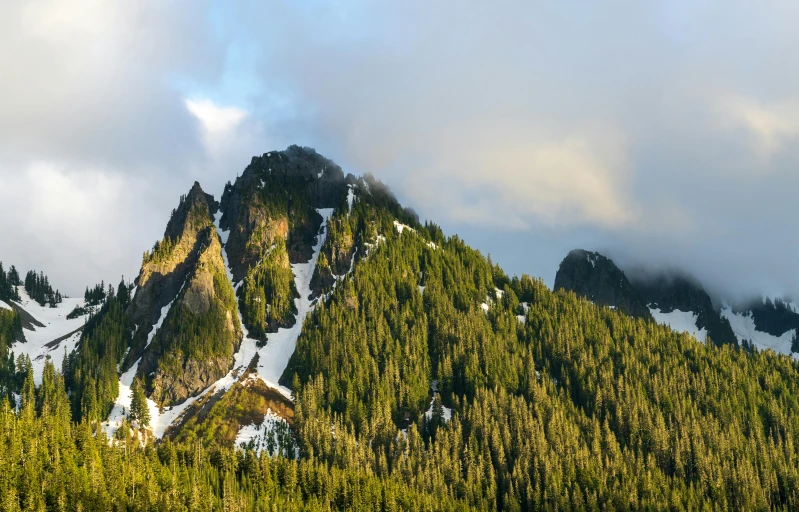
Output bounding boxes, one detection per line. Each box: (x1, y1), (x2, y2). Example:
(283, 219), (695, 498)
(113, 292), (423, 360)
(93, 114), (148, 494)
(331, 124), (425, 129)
(404, 128), (635, 230)
(719, 94), (799, 159)
(186, 99), (248, 134)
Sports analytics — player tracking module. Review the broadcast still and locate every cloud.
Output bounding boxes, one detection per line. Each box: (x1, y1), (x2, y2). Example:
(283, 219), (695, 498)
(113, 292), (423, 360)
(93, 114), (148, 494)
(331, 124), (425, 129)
(2, 0), (799, 302)
(185, 98), (255, 164)
(719, 94), (799, 160)
(0, 0), (238, 293)
(405, 128), (635, 230)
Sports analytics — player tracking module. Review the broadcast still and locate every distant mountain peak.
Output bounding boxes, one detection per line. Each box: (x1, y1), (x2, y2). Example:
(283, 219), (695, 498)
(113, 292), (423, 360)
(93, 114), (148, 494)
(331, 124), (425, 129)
(555, 248), (652, 320)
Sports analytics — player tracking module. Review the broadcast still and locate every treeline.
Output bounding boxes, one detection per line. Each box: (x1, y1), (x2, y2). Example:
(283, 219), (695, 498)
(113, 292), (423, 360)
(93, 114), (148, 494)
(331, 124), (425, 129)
(24, 269), (62, 307)
(0, 312), (24, 401)
(84, 281), (108, 306)
(0, 262), (21, 303)
(142, 236), (178, 266)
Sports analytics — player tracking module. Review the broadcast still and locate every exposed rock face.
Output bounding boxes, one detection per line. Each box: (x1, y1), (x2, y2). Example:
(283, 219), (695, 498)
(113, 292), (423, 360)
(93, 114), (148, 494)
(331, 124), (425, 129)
(217, 146), (345, 338)
(632, 272), (737, 346)
(126, 181), (219, 368)
(140, 225), (242, 406)
(742, 298), (799, 337)
(219, 145), (347, 276)
(554, 249), (653, 320)
(125, 182), (242, 406)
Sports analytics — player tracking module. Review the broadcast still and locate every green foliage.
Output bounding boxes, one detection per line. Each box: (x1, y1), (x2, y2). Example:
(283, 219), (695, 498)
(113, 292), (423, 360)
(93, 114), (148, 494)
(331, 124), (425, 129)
(23, 269), (61, 306)
(0, 377), (465, 511)
(66, 305), (89, 319)
(0, 309), (22, 353)
(84, 281), (107, 306)
(284, 198), (799, 510)
(0, 262), (21, 303)
(240, 237), (297, 339)
(64, 283), (131, 422)
(142, 236), (178, 266)
(130, 378), (150, 428)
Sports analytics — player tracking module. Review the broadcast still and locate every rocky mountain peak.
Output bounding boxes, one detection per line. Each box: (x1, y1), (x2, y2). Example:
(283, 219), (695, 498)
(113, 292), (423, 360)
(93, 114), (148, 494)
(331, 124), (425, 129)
(163, 181), (217, 242)
(554, 249), (653, 320)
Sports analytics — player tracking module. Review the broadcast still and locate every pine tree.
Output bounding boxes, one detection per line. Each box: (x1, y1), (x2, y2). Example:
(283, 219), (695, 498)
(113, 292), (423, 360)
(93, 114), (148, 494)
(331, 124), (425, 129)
(130, 379), (150, 428)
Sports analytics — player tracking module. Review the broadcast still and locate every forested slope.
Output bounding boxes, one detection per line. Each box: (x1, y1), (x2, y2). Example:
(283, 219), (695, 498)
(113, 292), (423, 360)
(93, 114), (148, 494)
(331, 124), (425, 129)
(3, 146), (799, 510)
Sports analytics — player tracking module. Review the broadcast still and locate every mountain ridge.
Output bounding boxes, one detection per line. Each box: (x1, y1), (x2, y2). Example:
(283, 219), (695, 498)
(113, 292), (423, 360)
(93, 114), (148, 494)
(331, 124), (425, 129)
(4, 146), (799, 509)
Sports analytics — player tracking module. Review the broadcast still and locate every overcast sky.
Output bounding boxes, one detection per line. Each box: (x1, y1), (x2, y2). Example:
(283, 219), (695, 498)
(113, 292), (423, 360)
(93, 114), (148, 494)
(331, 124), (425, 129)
(1, 0), (798, 301)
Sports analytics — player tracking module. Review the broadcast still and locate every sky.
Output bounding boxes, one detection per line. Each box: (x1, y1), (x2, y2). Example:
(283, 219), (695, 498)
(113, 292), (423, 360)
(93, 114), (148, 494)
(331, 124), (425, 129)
(1, 0), (798, 302)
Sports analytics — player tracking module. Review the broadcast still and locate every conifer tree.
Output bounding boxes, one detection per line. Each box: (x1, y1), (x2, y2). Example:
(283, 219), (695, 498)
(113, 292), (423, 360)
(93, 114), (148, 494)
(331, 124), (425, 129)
(130, 379), (150, 428)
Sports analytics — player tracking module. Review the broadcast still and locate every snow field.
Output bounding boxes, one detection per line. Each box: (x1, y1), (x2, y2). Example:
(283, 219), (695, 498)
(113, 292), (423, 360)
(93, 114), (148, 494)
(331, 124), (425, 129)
(649, 308), (708, 343)
(10, 286), (92, 384)
(721, 306), (798, 360)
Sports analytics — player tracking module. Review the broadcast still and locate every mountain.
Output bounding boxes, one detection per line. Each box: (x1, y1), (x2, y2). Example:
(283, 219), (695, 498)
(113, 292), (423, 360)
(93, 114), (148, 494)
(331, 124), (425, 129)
(553, 249), (652, 319)
(4, 146), (799, 509)
(554, 248), (799, 354)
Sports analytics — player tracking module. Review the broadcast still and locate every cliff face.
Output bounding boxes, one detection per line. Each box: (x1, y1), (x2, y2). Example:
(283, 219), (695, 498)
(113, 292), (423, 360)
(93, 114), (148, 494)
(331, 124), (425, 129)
(554, 249), (653, 320)
(126, 182), (242, 406)
(217, 146), (351, 340)
(141, 227), (242, 406)
(126, 182), (219, 364)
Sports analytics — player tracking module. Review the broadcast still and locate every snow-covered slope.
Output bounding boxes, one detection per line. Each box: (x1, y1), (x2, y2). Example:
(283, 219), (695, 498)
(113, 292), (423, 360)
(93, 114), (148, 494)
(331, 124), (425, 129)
(10, 287), (92, 384)
(721, 306), (797, 359)
(649, 307), (707, 342)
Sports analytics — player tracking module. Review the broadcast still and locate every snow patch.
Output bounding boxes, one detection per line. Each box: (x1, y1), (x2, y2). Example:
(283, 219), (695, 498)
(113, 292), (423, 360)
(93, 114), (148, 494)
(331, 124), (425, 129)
(721, 306), (797, 359)
(650, 308), (707, 342)
(235, 408), (296, 457)
(254, 208), (334, 397)
(0, 300), (11, 310)
(346, 184), (356, 213)
(10, 286), (92, 384)
(145, 281), (186, 348)
(103, 359), (141, 440)
(393, 220), (414, 234)
(424, 394), (452, 422)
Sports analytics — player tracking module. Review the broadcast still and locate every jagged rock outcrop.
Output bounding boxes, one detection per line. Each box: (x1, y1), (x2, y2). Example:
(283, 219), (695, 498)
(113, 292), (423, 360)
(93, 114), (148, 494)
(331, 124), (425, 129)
(554, 249), (653, 320)
(219, 146), (348, 279)
(127, 182), (242, 406)
(126, 182), (219, 364)
(556, 249), (739, 345)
